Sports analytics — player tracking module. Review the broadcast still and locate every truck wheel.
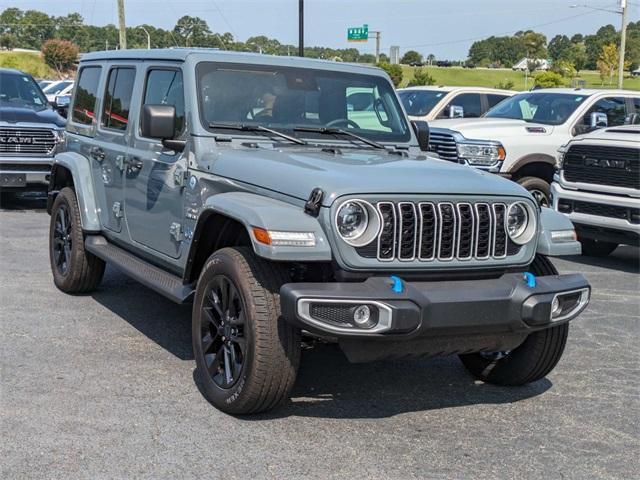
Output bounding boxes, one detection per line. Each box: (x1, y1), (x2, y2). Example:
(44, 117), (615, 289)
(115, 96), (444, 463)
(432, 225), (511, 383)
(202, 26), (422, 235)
(192, 247), (300, 415)
(49, 187), (105, 293)
(579, 238), (618, 257)
(458, 254), (568, 386)
(517, 176), (551, 207)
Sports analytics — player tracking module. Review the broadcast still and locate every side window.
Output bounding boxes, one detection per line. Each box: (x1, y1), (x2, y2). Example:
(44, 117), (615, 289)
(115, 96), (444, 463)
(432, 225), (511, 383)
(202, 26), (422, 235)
(346, 86), (391, 132)
(72, 66), (101, 126)
(487, 94), (509, 110)
(439, 93), (482, 118)
(142, 69), (185, 137)
(102, 67), (136, 131)
(580, 97), (627, 128)
(632, 98), (640, 124)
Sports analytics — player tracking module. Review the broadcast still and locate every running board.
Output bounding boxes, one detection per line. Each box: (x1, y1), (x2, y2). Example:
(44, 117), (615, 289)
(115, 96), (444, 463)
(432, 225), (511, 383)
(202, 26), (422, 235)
(85, 235), (194, 304)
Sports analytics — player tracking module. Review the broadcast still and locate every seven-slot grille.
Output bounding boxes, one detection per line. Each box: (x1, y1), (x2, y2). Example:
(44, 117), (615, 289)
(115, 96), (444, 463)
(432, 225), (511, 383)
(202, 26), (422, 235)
(428, 131), (458, 162)
(0, 127), (56, 156)
(563, 144), (640, 190)
(358, 201), (512, 262)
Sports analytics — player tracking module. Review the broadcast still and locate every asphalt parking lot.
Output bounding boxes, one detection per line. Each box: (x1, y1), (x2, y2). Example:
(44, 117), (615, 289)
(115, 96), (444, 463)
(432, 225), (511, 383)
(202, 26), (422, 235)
(1, 194), (639, 480)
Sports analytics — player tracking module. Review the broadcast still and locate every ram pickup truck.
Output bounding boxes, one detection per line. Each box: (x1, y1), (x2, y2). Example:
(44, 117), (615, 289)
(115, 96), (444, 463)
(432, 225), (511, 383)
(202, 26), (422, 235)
(47, 49), (589, 414)
(0, 68), (66, 193)
(553, 125), (640, 256)
(429, 88), (640, 207)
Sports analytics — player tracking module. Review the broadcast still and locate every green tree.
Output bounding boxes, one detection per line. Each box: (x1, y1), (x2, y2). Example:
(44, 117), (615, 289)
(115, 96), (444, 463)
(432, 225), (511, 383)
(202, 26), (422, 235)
(0, 7), (23, 35)
(567, 42), (588, 73)
(173, 16), (211, 47)
(19, 10), (55, 49)
(0, 32), (18, 50)
(533, 71), (565, 88)
(400, 50), (422, 65)
(551, 60), (577, 78)
(426, 53), (436, 65)
(520, 30), (547, 59)
(377, 62), (402, 87)
(41, 39), (79, 73)
(407, 68), (435, 86)
(548, 34), (572, 61)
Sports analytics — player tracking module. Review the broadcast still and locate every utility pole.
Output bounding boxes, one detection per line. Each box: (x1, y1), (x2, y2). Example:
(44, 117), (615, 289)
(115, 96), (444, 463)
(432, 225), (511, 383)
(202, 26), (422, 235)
(117, 0), (127, 50)
(618, 0), (628, 89)
(298, 0), (304, 57)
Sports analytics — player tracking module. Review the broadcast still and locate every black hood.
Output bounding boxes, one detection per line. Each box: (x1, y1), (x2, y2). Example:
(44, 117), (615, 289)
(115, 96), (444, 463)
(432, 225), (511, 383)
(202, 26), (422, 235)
(0, 105), (66, 128)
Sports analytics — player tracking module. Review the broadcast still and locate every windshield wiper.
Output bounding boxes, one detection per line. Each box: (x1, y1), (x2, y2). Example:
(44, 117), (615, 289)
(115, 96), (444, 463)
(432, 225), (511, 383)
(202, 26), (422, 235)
(293, 126), (386, 150)
(208, 122), (307, 145)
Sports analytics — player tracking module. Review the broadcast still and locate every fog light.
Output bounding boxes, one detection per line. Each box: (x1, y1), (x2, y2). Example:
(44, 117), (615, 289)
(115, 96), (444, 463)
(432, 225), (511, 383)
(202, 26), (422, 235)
(551, 297), (562, 317)
(550, 288), (590, 321)
(353, 305), (371, 325)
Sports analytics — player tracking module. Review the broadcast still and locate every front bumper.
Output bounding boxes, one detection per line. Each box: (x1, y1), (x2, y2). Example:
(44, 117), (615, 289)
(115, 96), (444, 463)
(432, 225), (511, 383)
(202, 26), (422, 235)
(0, 157), (52, 187)
(281, 272), (589, 360)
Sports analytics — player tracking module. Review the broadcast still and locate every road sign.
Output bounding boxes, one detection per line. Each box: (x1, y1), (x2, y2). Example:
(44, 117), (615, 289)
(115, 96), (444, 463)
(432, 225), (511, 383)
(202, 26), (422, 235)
(348, 24), (369, 42)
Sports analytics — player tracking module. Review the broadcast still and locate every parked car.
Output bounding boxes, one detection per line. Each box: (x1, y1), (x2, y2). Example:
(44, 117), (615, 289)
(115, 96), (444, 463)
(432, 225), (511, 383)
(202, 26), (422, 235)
(398, 86), (514, 121)
(42, 80), (74, 102)
(553, 125), (639, 256)
(429, 88), (640, 207)
(0, 68), (66, 193)
(38, 80), (55, 90)
(47, 49), (589, 415)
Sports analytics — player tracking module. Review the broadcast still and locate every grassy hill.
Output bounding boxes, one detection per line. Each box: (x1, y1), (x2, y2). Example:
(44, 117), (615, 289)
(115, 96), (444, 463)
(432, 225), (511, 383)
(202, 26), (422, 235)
(0, 51), (57, 79)
(399, 65), (640, 90)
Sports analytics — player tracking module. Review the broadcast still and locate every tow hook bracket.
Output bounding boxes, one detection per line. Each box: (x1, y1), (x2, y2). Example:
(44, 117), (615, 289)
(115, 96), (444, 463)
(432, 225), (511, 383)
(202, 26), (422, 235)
(523, 272), (537, 288)
(390, 275), (404, 293)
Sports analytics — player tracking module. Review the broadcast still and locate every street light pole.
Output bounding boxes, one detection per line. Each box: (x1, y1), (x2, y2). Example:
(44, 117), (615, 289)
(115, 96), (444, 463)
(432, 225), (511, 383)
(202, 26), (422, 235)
(298, 0), (304, 57)
(618, 0), (628, 89)
(139, 26), (151, 49)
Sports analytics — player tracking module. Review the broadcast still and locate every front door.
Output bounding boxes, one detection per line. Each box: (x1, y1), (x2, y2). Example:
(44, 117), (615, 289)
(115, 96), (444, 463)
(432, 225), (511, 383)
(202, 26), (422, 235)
(124, 66), (187, 259)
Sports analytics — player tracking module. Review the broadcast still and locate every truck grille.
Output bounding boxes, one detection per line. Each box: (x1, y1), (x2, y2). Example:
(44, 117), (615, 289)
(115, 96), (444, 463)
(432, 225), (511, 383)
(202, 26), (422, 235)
(428, 131), (458, 162)
(563, 145), (640, 190)
(357, 201), (515, 262)
(0, 127), (56, 156)
(560, 199), (640, 224)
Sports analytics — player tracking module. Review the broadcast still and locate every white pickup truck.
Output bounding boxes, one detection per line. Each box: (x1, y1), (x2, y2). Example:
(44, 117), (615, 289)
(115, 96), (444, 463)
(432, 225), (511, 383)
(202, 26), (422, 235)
(428, 88), (640, 206)
(553, 125), (639, 256)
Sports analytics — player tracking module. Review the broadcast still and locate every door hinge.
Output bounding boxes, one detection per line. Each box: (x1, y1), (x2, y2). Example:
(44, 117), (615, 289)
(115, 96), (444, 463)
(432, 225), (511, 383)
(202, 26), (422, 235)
(169, 222), (185, 242)
(173, 168), (188, 188)
(112, 201), (124, 218)
(115, 155), (126, 171)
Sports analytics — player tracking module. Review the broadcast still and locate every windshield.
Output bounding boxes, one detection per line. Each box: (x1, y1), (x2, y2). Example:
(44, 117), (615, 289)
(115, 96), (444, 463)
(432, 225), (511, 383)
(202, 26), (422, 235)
(484, 92), (590, 125)
(43, 81), (73, 95)
(196, 62), (411, 144)
(398, 89), (446, 116)
(0, 71), (48, 110)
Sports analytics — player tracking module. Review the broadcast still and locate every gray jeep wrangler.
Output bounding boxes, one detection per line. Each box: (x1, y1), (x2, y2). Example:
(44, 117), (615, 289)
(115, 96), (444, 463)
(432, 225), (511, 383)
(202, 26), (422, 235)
(47, 49), (590, 414)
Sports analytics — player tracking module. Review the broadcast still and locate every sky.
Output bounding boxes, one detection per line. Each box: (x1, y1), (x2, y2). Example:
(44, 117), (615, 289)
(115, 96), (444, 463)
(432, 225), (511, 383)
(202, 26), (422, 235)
(5, 0), (640, 59)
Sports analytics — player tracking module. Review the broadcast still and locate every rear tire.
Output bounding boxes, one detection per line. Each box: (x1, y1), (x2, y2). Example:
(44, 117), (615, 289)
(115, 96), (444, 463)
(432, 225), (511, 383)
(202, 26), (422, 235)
(517, 176), (551, 208)
(579, 238), (618, 257)
(458, 254), (569, 386)
(192, 247), (300, 415)
(49, 187), (105, 293)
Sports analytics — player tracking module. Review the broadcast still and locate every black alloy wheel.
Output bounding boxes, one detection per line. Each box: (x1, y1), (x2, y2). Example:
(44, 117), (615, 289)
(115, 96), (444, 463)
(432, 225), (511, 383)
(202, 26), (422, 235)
(52, 203), (73, 276)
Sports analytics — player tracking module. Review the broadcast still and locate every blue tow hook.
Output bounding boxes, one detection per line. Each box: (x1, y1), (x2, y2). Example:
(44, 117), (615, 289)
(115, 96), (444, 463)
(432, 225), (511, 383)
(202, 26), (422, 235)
(390, 275), (404, 293)
(523, 272), (537, 288)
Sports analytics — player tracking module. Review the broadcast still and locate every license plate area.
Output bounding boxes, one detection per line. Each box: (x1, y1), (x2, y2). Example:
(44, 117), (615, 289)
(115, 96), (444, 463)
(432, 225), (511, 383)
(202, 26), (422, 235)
(0, 173), (27, 187)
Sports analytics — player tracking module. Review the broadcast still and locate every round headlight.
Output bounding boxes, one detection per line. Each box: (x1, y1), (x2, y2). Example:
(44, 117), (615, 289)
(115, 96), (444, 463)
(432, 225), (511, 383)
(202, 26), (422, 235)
(506, 202), (537, 245)
(335, 200), (381, 247)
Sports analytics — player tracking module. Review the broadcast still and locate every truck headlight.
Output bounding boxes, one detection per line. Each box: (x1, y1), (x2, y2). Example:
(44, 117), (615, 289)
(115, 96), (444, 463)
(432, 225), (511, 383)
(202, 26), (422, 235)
(457, 142), (506, 167)
(335, 200), (380, 247)
(53, 129), (66, 153)
(506, 201), (537, 245)
(556, 146), (567, 171)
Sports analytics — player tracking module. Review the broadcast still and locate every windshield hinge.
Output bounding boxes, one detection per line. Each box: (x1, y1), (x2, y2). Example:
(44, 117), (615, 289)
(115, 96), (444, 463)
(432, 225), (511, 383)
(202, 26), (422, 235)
(304, 188), (324, 217)
(169, 222), (185, 242)
(173, 168), (188, 188)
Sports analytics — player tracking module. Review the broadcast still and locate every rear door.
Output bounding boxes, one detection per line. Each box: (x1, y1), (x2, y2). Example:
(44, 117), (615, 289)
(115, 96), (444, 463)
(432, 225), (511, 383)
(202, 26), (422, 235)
(123, 65), (187, 259)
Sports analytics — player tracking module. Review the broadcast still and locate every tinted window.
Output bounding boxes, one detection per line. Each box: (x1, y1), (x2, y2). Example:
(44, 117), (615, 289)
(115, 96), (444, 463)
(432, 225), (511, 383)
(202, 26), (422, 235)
(398, 89), (447, 116)
(579, 97), (627, 129)
(487, 94), (509, 109)
(485, 92), (589, 125)
(143, 69), (185, 136)
(0, 71), (47, 110)
(102, 68), (135, 131)
(440, 93), (482, 118)
(43, 80), (73, 95)
(72, 66), (101, 125)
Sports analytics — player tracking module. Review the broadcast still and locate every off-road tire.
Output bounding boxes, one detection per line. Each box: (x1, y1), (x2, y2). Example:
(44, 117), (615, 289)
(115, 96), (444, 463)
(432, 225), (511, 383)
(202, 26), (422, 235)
(458, 254), (569, 386)
(516, 176), (551, 207)
(49, 187), (105, 293)
(579, 238), (618, 257)
(192, 247), (300, 415)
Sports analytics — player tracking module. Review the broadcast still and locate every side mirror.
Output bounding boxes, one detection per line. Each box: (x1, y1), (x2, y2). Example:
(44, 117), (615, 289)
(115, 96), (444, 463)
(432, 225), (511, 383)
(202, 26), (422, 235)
(141, 104), (185, 151)
(52, 95), (70, 117)
(590, 112), (608, 129)
(411, 120), (430, 152)
(449, 105), (464, 118)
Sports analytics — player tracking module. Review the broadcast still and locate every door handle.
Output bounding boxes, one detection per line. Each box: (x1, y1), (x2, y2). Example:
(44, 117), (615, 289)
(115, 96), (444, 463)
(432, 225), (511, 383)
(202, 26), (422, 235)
(90, 146), (105, 161)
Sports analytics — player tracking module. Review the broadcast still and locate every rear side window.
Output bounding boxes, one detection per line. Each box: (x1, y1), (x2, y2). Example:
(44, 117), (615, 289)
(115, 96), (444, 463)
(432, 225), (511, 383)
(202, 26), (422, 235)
(102, 67), (136, 131)
(487, 94), (509, 109)
(439, 93), (482, 118)
(72, 66), (101, 125)
(142, 69), (185, 137)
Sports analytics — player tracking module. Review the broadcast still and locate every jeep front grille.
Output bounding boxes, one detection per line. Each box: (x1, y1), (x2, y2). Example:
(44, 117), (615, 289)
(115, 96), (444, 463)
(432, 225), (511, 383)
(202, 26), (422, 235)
(428, 131), (458, 162)
(358, 201), (514, 262)
(0, 127), (56, 156)
(563, 144), (640, 190)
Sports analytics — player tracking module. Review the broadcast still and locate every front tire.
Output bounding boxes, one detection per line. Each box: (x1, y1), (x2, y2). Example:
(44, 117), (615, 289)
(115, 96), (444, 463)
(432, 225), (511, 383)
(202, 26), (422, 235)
(192, 247), (300, 415)
(49, 187), (105, 293)
(458, 254), (568, 386)
(579, 238), (618, 257)
(517, 176), (551, 207)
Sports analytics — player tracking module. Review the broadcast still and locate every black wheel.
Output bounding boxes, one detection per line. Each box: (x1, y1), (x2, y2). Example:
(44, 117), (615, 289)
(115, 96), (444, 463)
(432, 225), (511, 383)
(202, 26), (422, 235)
(458, 254), (569, 386)
(49, 187), (105, 293)
(579, 238), (618, 257)
(517, 176), (551, 208)
(192, 247), (300, 415)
